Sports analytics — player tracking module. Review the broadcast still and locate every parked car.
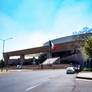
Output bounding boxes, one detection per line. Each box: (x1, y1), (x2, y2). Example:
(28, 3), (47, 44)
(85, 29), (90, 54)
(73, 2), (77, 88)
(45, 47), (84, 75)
(66, 67), (75, 74)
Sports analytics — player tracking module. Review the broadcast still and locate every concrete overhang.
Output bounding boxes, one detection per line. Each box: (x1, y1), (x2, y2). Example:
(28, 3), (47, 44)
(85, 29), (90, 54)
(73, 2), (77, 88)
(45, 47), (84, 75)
(4, 41), (78, 57)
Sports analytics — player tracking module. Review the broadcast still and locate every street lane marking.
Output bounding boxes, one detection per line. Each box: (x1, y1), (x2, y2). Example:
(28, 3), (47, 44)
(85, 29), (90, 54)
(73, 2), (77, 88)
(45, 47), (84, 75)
(48, 76), (56, 79)
(26, 83), (41, 91)
(25, 79), (48, 91)
(0, 70), (12, 74)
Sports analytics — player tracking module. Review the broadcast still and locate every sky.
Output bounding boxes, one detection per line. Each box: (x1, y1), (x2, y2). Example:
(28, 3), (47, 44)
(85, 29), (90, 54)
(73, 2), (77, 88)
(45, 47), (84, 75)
(0, 0), (92, 58)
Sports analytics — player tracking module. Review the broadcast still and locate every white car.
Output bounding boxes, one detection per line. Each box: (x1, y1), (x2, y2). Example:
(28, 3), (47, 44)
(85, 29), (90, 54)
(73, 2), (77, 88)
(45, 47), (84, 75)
(66, 67), (75, 74)
(16, 65), (22, 69)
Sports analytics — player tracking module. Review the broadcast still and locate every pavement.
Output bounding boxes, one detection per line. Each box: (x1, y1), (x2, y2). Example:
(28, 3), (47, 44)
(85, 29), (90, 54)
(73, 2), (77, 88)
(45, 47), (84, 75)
(0, 69), (76, 92)
(76, 72), (92, 80)
(1, 68), (92, 80)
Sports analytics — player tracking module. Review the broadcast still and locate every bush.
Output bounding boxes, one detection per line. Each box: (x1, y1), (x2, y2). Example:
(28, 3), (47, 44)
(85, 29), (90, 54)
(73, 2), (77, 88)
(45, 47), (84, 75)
(0, 59), (4, 67)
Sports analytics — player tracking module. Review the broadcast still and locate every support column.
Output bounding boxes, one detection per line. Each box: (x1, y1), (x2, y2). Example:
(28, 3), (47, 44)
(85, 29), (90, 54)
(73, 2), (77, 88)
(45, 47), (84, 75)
(3, 53), (9, 66)
(20, 54), (25, 64)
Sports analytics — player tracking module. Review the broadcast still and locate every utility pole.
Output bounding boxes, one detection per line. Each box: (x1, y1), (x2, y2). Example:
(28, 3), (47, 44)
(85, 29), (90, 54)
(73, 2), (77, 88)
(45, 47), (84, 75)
(0, 38), (13, 61)
(0, 38), (13, 71)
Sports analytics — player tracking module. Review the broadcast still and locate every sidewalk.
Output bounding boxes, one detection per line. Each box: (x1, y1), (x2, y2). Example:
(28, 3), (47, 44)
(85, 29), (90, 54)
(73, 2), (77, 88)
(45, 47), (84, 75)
(76, 72), (92, 80)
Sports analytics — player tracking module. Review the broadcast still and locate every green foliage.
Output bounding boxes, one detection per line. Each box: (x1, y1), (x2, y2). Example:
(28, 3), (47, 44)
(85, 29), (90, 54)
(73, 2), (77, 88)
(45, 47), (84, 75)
(84, 37), (92, 59)
(0, 59), (3, 64)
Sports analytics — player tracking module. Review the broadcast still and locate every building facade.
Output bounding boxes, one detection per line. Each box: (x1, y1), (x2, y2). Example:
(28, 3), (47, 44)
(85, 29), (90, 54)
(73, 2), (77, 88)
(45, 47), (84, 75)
(3, 35), (84, 66)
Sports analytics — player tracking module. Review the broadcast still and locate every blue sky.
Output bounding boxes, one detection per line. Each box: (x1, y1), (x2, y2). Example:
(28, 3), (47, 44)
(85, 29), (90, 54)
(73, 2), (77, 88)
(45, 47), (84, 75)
(0, 0), (92, 58)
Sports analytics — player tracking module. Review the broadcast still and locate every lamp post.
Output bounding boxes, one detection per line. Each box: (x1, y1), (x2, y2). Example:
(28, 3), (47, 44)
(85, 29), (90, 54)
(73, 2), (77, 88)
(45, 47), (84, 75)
(0, 38), (13, 60)
(0, 38), (13, 71)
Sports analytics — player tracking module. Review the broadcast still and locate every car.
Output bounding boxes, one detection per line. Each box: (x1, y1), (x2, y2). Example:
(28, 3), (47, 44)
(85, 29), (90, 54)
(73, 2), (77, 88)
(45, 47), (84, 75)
(16, 65), (22, 69)
(66, 67), (75, 74)
(74, 66), (80, 73)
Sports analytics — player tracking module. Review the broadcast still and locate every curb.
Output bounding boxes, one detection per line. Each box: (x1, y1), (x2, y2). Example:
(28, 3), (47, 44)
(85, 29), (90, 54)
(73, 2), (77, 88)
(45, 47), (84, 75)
(76, 76), (92, 80)
(0, 70), (12, 74)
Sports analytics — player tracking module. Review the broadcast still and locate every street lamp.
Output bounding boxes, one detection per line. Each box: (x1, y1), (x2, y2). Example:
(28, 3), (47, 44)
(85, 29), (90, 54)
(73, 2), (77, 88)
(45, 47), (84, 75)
(0, 37), (13, 59)
(0, 37), (13, 71)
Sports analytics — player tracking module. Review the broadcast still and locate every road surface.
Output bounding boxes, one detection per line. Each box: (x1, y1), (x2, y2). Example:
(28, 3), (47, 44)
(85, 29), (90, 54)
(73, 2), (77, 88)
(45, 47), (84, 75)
(0, 69), (92, 92)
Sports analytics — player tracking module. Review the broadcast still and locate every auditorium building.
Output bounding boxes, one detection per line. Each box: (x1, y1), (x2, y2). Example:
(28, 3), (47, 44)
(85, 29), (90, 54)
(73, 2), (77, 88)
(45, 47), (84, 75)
(3, 35), (84, 66)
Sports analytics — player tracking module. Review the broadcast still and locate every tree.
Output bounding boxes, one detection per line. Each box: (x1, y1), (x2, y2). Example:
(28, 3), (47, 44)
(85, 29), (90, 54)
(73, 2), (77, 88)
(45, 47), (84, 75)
(0, 59), (4, 66)
(72, 27), (92, 70)
(84, 37), (92, 59)
(72, 27), (92, 54)
(83, 37), (92, 70)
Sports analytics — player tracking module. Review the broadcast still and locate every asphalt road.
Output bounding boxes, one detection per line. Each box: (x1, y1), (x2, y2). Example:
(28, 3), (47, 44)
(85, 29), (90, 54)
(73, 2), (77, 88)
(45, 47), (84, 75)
(0, 69), (92, 92)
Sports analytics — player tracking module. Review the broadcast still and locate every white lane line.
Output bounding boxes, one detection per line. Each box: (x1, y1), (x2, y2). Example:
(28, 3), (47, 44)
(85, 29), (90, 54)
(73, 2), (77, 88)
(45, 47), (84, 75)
(25, 78), (48, 91)
(26, 83), (41, 91)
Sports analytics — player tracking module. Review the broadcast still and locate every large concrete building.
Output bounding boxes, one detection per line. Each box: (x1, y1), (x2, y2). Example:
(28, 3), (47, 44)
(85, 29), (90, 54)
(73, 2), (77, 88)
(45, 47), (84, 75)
(3, 35), (83, 66)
